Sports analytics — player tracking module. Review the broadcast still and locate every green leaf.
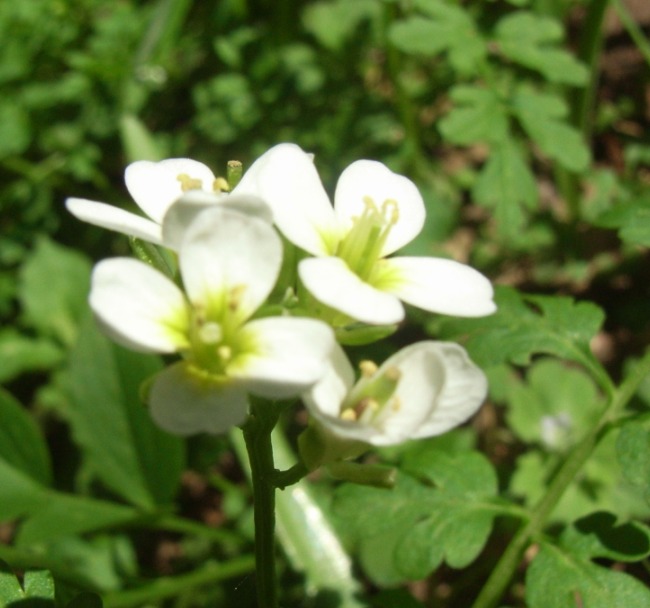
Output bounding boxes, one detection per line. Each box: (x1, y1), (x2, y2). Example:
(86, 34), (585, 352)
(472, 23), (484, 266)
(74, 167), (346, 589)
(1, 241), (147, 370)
(472, 138), (538, 237)
(526, 541), (650, 607)
(505, 359), (602, 450)
(303, 0), (379, 52)
(16, 494), (139, 546)
(0, 459), (49, 523)
(119, 113), (163, 162)
(0, 330), (62, 384)
(0, 388), (52, 485)
(436, 286), (605, 369)
(616, 419), (650, 500)
(64, 313), (185, 510)
(18, 238), (91, 347)
(0, 561), (24, 606)
(66, 593), (103, 608)
(389, 2), (486, 74)
(494, 12), (588, 85)
(22, 570), (54, 600)
(595, 193), (650, 247)
(334, 447), (504, 581)
(512, 85), (590, 172)
(438, 85), (509, 145)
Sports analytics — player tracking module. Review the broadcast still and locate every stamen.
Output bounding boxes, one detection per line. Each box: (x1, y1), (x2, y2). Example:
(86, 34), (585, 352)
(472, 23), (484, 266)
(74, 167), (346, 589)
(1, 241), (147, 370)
(229, 285), (247, 311)
(359, 360), (378, 378)
(217, 345), (232, 362)
(177, 173), (203, 192)
(340, 409), (357, 421)
(213, 177), (230, 192)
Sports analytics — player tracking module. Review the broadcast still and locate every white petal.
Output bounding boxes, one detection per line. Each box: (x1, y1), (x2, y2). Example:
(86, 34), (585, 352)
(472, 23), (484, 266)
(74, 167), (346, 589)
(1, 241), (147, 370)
(232, 317), (335, 398)
(161, 191), (272, 251)
(149, 362), (249, 435)
(233, 143), (340, 256)
(180, 208), (282, 321)
(299, 257), (404, 325)
(125, 158), (216, 223)
(379, 256), (496, 317)
(410, 342), (487, 438)
(90, 258), (189, 353)
(334, 160), (425, 256)
(65, 198), (163, 244)
(303, 342), (355, 418)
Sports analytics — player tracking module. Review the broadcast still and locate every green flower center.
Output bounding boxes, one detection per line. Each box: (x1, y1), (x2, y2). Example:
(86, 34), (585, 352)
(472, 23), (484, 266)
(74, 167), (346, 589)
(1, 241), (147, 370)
(340, 361), (401, 425)
(334, 196), (399, 282)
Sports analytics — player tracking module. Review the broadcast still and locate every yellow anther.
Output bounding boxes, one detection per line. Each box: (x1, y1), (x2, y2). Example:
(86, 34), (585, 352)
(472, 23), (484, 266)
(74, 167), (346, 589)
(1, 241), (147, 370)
(177, 173), (204, 192)
(217, 345), (232, 361)
(384, 366), (401, 382)
(353, 397), (379, 419)
(198, 322), (223, 344)
(213, 177), (230, 192)
(340, 409), (357, 421)
(359, 360), (378, 378)
(382, 199), (399, 224)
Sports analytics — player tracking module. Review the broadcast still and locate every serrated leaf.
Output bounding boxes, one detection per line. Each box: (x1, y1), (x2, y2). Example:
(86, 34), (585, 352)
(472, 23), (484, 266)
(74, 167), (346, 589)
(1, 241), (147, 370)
(334, 448), (504, 581)
(506, 359), (602, 450)
(562, 512), (650, 562)
(472, 138), (538, 237)
(18, 237), (91, 346)
(436, 286), (604, 369)
(0, 560), (24, 606)
(0, 388), (52, 485)
(64, 313), (185, 510)
(526, 541), (650, 608)
(512, 86), (590, 172)
(390, 2), (486, 74)
(0, 330), (63, 384)
(438, 85), (509, 145)
(23, 570), (54, 599)
(494, 12), (588, 85)
(595, 193), (650, 247)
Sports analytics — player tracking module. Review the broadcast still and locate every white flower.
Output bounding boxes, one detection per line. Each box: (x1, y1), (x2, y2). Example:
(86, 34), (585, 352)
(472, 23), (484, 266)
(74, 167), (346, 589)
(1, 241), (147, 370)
(65, 158), (271, 248)
(235, 143), (496, 325)
(303, 341), (487, 449)
(90, 206), (335, 435)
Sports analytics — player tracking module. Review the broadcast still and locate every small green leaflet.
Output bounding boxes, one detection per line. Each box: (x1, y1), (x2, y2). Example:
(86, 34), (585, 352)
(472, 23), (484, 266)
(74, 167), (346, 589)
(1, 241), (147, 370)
(595, 193), (650, 247)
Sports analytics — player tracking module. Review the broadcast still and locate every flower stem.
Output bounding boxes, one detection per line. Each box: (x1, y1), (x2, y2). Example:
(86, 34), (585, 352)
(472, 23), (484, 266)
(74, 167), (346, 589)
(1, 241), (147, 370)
(243, 399), (282, 608)
(471, 350), (650, 608)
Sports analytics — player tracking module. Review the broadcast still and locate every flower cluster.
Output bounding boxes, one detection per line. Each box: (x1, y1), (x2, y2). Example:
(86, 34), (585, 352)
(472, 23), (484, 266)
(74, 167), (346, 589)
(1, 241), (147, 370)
(67, 143), (495, 465)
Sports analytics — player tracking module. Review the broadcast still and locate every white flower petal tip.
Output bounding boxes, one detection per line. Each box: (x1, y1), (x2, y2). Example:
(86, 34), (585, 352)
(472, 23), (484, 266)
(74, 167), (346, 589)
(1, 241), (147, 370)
(125, 158), (218, 223)
(303, 341), (487, 448)
(65, 198), (163, 245)
(161, 192), (273, 251)
(382, 257), (496, 318)
(334, 160), (425, 256)
(149, 363), (249, 435)
(89, 258), (189, 353)
(299, 257), (404, 325)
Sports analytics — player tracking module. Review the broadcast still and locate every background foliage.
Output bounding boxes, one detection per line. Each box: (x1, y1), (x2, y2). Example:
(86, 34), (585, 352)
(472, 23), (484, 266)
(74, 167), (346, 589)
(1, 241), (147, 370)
(1, 0), (650, 606)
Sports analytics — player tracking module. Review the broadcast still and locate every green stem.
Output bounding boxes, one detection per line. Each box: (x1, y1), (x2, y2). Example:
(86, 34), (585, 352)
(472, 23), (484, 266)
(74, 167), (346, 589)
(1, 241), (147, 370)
(243, 400), (281, 608)
(102, 556), (255, 608)
(612, 0), (650, 67)
(471, 350), (650, 608)
(558, 0), (609, 221)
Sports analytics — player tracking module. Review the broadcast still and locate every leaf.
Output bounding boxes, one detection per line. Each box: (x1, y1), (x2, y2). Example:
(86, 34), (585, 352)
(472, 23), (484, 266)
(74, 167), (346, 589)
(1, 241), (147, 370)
(505, 359), (602, 450)
(0, 561), (24, 607)
(616, 419), (650, 501)
(0, 388), (52, 485)
(512, 85), (590, 172)
(64, 313), (185, 510)
(472, 138), (538, 237)
(18, 237), (91, 346)
(66, 593), (103, 608)
(334, 447), (504, 581)
(436, 286), (605, 369)
(0, 330), (63, 384)
(389, 2), (486, 74)
(22, 570), (54, 600)
(119, 113), (163, 163)
(526, 541), (650, 607)
(595, 193), (650, 247)
(438, 85), (509, 145)
(494, 12), (588, 85)
(0, 459), (49, 523)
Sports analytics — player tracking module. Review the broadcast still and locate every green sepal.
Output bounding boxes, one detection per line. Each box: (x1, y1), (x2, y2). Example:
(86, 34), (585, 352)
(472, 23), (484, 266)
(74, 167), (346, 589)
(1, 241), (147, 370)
(128, 237), (175, 278)
(298, 424), (367, 471)
(327, 460), (396, 489)
(335, 323), (398, 346)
